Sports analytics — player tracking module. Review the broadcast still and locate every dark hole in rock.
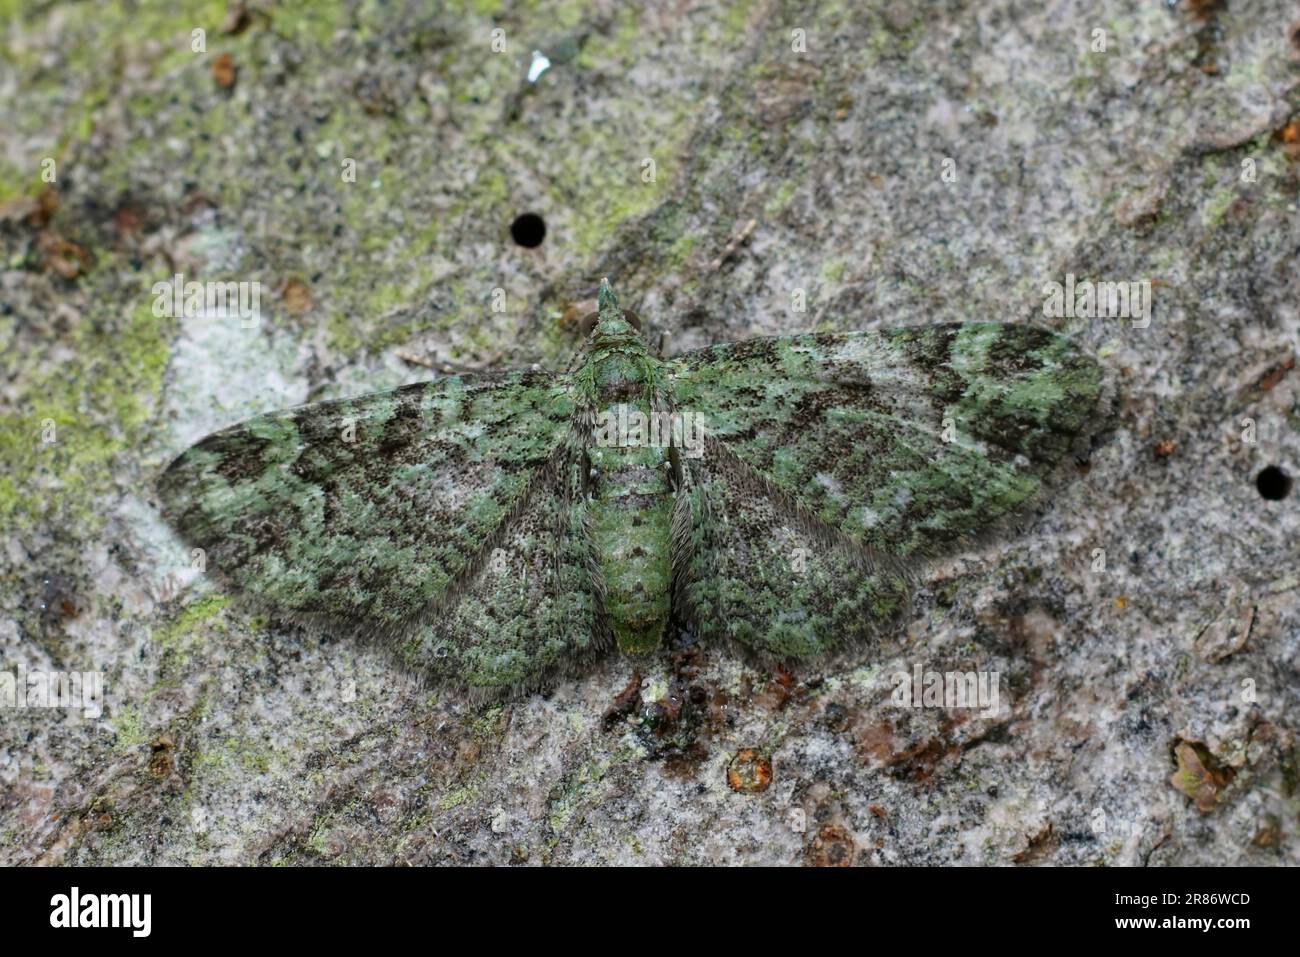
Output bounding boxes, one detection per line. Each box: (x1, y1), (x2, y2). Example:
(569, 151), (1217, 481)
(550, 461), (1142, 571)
(510, 212), (545, 247)
(1255, 465), (1292, 501)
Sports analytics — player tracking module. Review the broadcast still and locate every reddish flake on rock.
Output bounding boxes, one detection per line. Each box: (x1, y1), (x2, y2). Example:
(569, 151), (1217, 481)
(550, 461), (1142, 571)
(212, 52), (237, 89)
(806, 824), (856, 867)
(1170, 740), (1235, 812)
(726, 748), (772, 793)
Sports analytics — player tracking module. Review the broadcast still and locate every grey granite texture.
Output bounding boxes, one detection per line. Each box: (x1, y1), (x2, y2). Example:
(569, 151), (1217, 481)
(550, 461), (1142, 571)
(1, 0), (1298, 864)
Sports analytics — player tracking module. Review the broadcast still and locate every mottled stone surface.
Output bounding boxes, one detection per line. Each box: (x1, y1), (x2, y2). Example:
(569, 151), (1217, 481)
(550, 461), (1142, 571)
(2, 0), (1298, 865)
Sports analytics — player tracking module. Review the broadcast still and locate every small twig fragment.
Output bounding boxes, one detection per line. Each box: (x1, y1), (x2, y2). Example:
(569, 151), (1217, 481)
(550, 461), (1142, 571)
(709, 218), (757, 272)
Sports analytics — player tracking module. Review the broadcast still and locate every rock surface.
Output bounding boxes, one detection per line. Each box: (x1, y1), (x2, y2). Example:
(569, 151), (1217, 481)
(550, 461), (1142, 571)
(1, 0), (1298, 865)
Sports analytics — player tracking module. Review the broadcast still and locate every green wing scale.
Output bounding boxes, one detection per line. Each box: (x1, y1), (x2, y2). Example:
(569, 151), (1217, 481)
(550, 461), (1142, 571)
(672, 446), (912, 661)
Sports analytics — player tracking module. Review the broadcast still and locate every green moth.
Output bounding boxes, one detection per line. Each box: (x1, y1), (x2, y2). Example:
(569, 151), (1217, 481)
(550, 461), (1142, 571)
(158, 279), (1106, 695)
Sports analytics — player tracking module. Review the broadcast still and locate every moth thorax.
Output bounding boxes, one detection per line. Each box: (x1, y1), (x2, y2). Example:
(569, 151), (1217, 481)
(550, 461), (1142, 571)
(595, 354), (647, 403)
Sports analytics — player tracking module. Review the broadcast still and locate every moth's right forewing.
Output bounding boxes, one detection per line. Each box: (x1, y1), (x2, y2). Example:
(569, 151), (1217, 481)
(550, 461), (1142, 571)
(157, 372), (576, 635)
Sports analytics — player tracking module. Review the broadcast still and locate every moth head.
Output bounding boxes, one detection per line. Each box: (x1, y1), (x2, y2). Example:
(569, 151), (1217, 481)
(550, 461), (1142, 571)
(582, 278), (642, 338)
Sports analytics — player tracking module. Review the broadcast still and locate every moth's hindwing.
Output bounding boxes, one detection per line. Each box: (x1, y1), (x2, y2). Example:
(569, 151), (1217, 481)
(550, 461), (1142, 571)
(672, 446), (911, 660)
(394, 438), (612, 695)
(157, 372), (576, 636)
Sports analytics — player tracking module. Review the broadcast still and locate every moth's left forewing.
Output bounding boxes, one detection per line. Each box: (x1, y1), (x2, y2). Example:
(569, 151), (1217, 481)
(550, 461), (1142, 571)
(670, 323), (1106, 558)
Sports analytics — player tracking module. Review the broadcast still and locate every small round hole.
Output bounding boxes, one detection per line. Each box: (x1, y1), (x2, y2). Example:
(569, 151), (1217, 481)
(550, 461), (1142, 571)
(510, 212), (545, 248)
(1255, 465), (1292, 501)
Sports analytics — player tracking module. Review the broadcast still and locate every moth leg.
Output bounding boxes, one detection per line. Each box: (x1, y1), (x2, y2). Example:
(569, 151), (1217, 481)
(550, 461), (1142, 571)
(394, 350), (500, 374)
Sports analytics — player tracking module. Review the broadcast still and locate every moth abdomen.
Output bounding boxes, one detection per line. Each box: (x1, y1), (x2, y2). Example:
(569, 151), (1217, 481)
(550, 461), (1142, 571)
(588, 443), (674, 655)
